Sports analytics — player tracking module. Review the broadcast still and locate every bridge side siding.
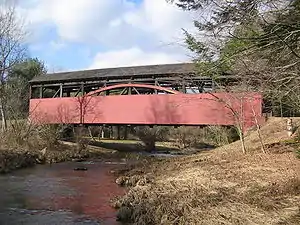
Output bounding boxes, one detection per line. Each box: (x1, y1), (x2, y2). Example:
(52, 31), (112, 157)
(29, 93), (262, 130)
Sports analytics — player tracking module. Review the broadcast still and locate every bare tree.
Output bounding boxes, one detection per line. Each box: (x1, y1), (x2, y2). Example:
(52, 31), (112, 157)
(205, 92), (247, 153)
(250, 99), (266, 153)
(0, 2), (27, 131)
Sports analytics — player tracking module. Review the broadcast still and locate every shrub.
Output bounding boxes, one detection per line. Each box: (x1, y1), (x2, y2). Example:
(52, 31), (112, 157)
(3, 119), (34, 147)
(73, 126), (90, 152)
(169, 126), (238, 149)
(0, 119), (68, 150)
(35, 124), (62, 147)
(296, 149), (300, 159)
(170, 126), (200, 148)
(203, 126), (238, 146)
(134, 126), (170, 151)
(290, 127), (300, 158)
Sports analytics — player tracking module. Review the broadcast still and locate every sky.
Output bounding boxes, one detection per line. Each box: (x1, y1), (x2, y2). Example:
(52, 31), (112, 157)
(16, 0), (197, 72)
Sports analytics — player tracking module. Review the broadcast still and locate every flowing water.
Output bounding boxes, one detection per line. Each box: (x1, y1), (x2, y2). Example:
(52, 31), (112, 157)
(0, 160), (125, 225)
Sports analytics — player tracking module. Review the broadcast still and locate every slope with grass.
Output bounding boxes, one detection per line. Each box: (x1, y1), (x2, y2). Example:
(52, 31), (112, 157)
(114, 117), (300, 225)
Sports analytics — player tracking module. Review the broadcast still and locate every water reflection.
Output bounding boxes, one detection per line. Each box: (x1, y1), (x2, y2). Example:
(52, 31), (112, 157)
(0, 161), (125, 225)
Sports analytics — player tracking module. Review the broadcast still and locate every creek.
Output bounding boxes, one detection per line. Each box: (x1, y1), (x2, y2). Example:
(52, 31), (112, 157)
(0, 160), (125, 225)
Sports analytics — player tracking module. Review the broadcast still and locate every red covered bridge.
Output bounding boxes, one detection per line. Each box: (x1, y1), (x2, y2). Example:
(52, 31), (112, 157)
(29, 63), (263, 131)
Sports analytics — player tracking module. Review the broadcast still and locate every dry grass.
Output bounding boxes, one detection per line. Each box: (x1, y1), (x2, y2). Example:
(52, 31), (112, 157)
(115, 117), (300, 225)
(221, 117), (300, 153)
(0, 123), (115, 172)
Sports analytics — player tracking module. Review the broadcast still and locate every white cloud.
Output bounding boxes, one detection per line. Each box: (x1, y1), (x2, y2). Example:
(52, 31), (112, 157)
(46, 63), (71, 73)
(19, 0), (196, 69)
(23, 0), (135, 43)
(89, 47), (189, 69)
(23, 0), (196, 44)
(49, 40), (66, 51)
(109, 18), (123, 27)
(123, 0), (196, 43)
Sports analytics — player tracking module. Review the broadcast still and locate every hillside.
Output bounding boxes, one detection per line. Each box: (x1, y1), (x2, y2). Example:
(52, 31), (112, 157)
(224, 117), (300, 152)
(115, 117), (300, 225)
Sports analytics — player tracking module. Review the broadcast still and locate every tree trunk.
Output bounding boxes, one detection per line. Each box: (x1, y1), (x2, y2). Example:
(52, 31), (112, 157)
(237, 128), (246, 154)
(240, 134), (246, 154)
(238, 99), (246, 154)
(287, 118), (293, 137)
(88, 126), (97, 142)
(251, 103), (266, 153)
(0, 97), (7, 132)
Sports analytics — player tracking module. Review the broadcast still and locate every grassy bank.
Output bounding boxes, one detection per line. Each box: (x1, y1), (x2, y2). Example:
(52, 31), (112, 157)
(0, 149), (38, 173)
(0, 122), (131, 173)
(0, 137), (161, 174)
(0, 142), (111, 173)
(114, 118), (300, 224)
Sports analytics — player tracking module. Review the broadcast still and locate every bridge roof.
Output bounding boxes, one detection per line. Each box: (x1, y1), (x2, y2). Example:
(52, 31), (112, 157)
(30, 63), (196, 84)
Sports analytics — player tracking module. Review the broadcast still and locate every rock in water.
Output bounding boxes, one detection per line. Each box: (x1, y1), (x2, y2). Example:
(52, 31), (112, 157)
(74, 167), (88, 171)
(72, 158), (85, 162)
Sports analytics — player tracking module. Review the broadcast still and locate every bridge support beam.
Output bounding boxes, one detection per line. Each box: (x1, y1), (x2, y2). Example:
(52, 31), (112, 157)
(117, 126), (121, 140)
(124, 126), (128, 140)
(101, 126), (105, 139)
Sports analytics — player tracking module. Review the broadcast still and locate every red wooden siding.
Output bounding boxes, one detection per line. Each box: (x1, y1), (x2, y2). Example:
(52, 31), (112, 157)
(29, 92), (263, 130)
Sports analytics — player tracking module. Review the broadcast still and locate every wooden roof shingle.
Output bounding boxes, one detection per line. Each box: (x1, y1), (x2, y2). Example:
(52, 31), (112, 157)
(30, 63), (196, 84)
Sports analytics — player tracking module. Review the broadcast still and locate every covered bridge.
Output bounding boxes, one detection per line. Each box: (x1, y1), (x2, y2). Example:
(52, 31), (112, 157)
(29, 63), (262, 130)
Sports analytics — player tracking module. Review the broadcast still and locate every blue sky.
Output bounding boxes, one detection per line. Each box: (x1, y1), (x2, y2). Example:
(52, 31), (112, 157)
(18, 0), (196, 72)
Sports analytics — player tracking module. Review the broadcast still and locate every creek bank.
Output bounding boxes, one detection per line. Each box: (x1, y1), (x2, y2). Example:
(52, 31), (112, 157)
(112, 157), (168, 223)
(113, 150), (300, 224)
(0, 142), (125, 174)
(112, 118), (300, 224)
(138, 147), (214, 158)
(0, 150), (38, 173)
